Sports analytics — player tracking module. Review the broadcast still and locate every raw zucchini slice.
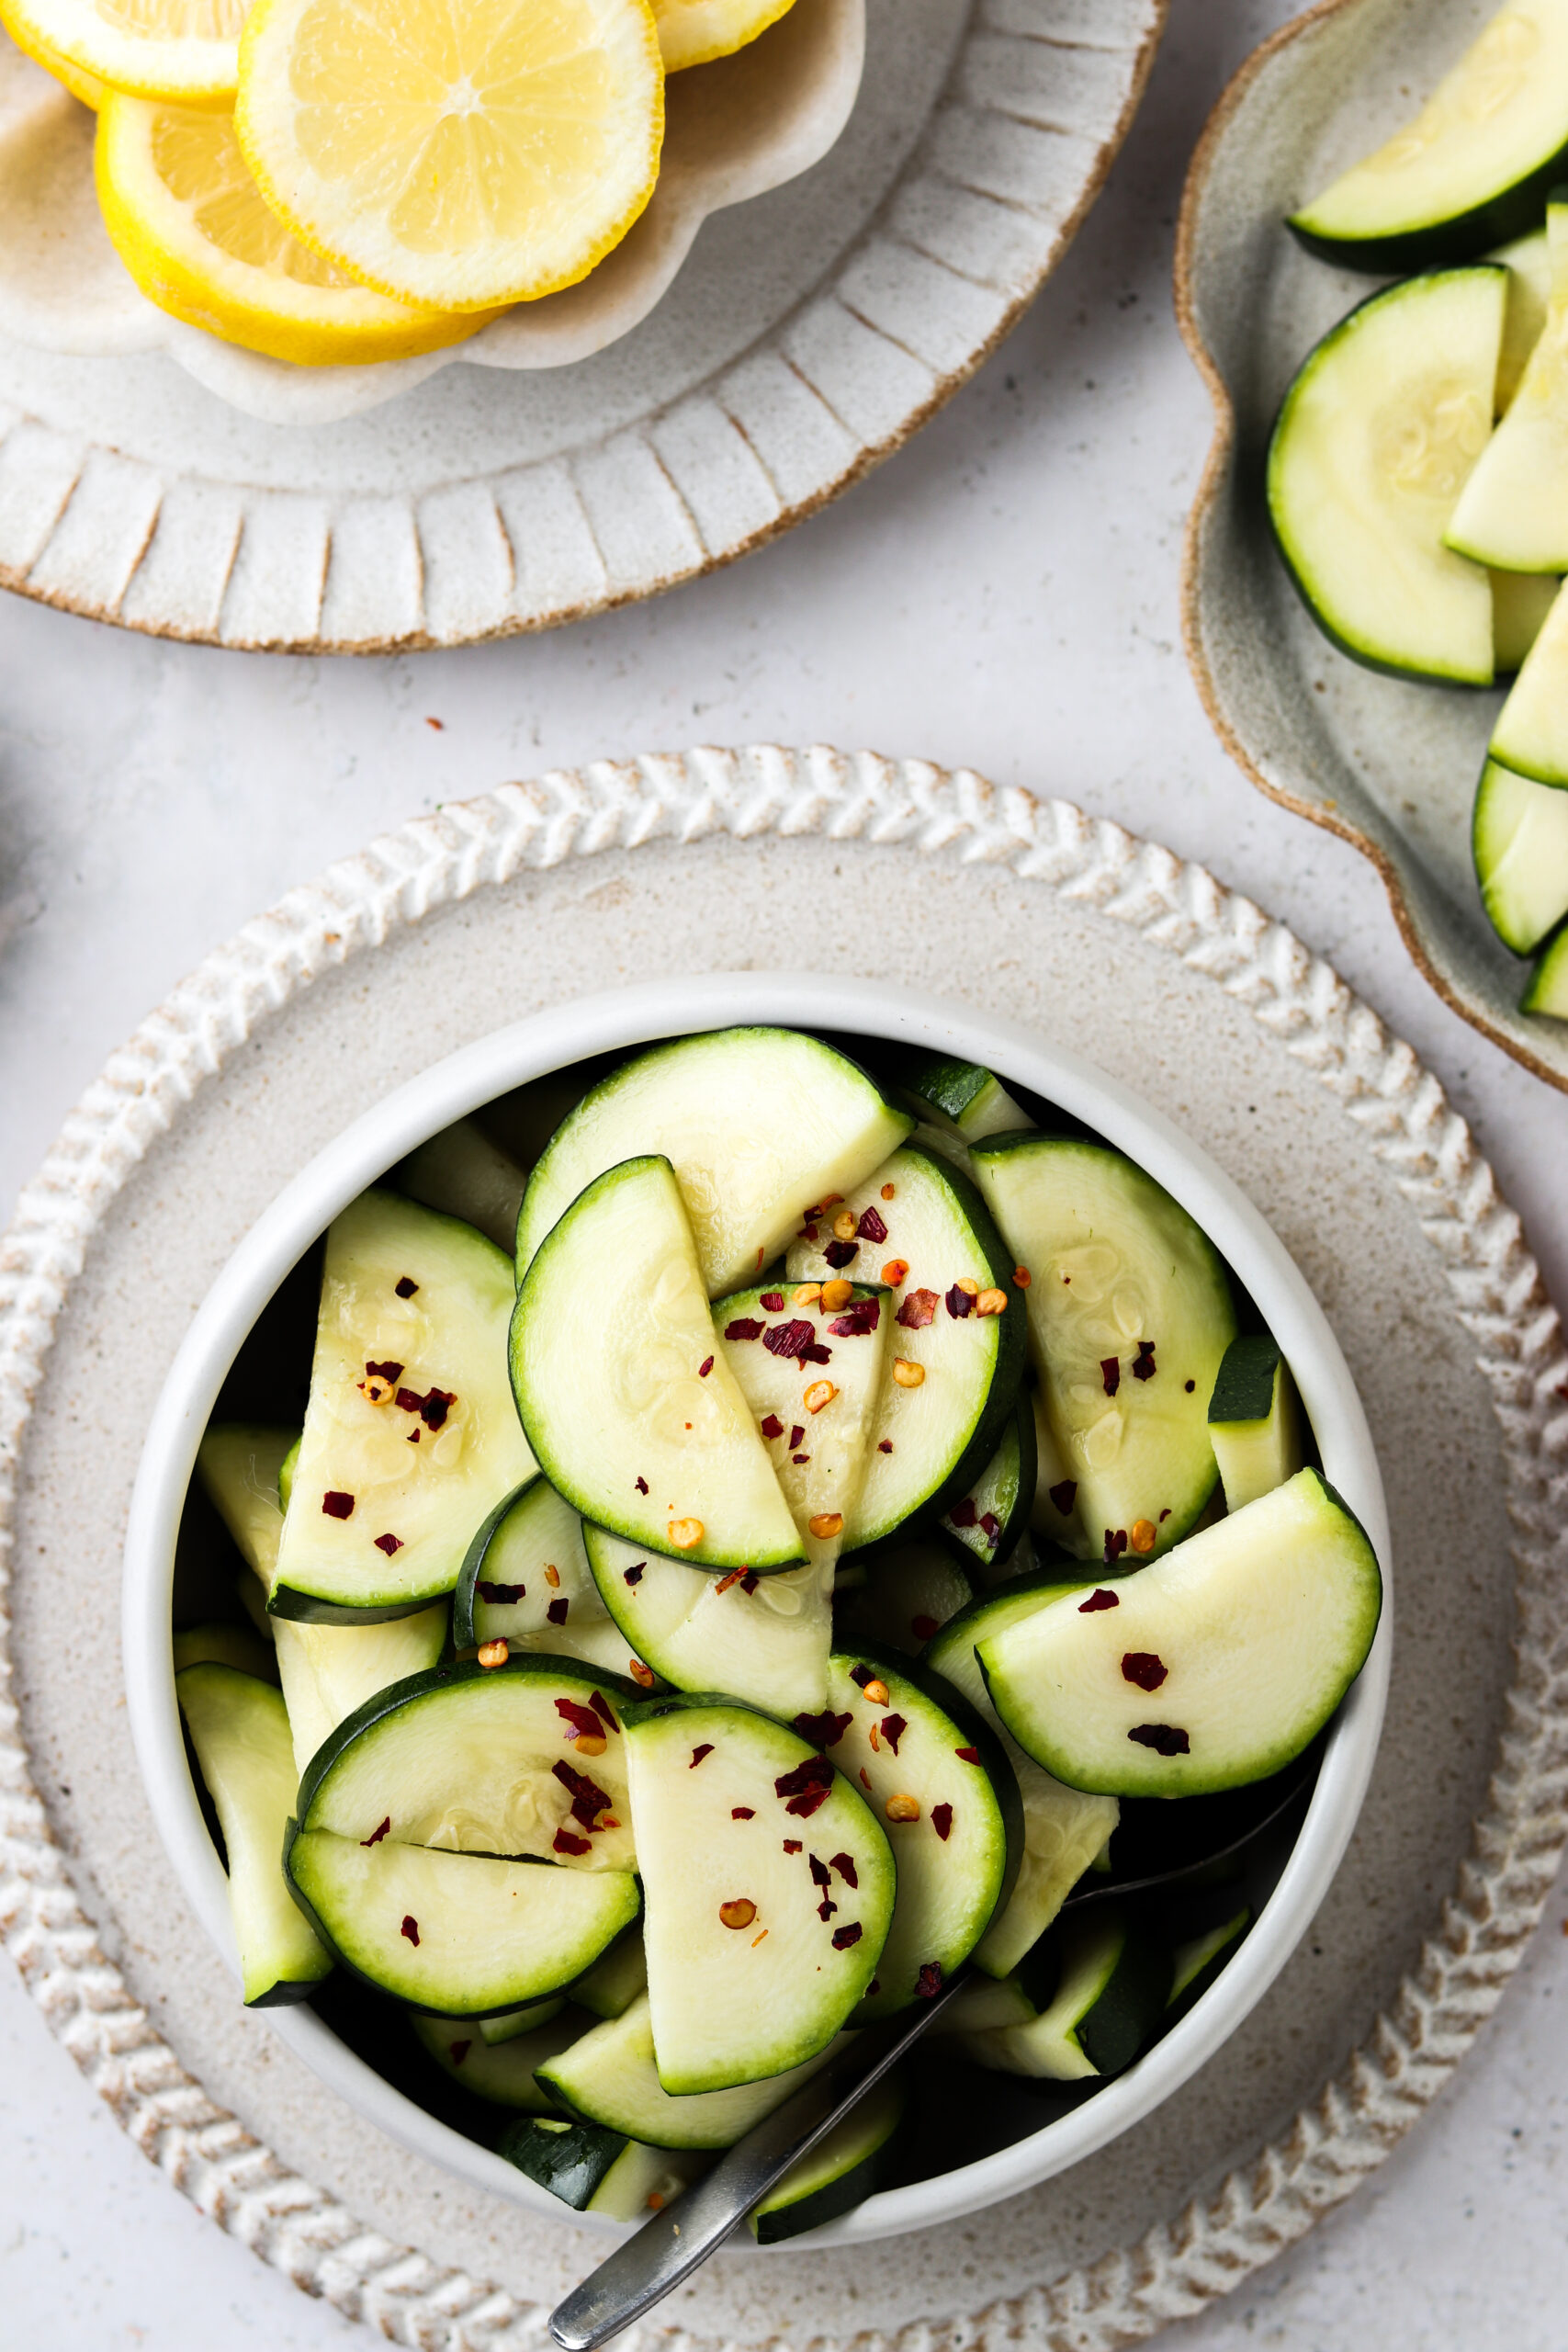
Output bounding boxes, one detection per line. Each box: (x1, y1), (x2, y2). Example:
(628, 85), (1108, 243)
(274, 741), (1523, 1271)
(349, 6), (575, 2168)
(536, 1993), (845, 2149)
(454, 1475), (615, 1651)
(1493, 569), (1561, 671)
(408, 2006), (582, 2106)
(976, 1468), (1382, 1798)
(749, 2068), (903, 2242)
(934, 1928), (1059, 2033)
(516, 1028), (912, 1298)
(476, 1993), (568, 2046)
(197, 1422), (294, 1581)
(1495, 228), (1551, 411)
(1288, 1), (1568, 271)
(173, 1621), (278, 1681)
(800, 1649), (1021, 2018)
(1029, 1387), (1089, 1555)
(937, 1390), (1035, 1570)
(833, 1540), (974, 1657)
(396, 1115), (526, 1255)
(971, 1135), (1235, 1565)
(1449, 198), (1568, 571)
(512, 1157), (803, 1573)
(1266, 268), (1505, 685)
(1166, 1903), (1250, 2026)
(1206, 1334), (1305, 1513)
(569, 1926), (648, 2019)
(923, 1579), (1117, 1978)
(1491, 579), (1568, 784)
(623, 1693), (894, 2091)
(897, 1053), (1028, 1144)
(273, 1190), (536, 1622)
(175, 1663), (332, 2006)
(286, 1830), (640, 2014)
(274, 1603), (450, 1781)
(584, 1522), (831, 1719)
(1521, 915), (1568, 1016)
(500, 2114), (707, 2217)
(716, 1279), (891, 1571)
(786, 1140), (1026, 1549)
(962, 1905), (1168, 2081)
(296, 1655), (639, 1875)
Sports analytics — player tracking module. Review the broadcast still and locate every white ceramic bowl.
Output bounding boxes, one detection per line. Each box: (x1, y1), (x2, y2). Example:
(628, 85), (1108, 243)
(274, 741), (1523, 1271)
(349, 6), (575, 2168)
(122, 971), (1391, 2248)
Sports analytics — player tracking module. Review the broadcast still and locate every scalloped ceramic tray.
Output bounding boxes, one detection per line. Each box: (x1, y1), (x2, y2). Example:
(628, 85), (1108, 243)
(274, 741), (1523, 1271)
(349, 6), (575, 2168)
(0, 0), (1164, 654)
(1178, 0), (1568, 1099)
(3, 747), (1565, 2352)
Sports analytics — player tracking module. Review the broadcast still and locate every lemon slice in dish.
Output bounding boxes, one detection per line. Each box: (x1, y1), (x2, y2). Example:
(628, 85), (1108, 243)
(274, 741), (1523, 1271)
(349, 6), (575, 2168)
(96, 95), (499, 364)
(235, 0), (664, 313)
(0, 0), (249, 105)
(651, 0), (793, 72)
(0, 5), (111, 106)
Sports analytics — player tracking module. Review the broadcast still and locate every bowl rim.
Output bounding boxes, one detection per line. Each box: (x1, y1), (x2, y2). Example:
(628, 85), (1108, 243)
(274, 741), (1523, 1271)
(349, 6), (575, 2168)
(121, 970), (1392, 2249)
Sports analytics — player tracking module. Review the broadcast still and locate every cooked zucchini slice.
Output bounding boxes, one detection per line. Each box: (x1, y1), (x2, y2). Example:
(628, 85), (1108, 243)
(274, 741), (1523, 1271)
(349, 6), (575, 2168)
(937, 1389), (1035, 1569)
(476, 1993), (568, 2047)
(173, 1621), (278, 1681)
(623, 1692), (894, 2091)
(1494, 227), (1551, 412)
(786, 1139), (1026, 1548)
(1289, 1), (1568, 271)
(1450, 198), (1568, 571)
(961, 1905), (1168, 2081)
(536, 1993), (844, 2149)
(273, 1190), (535, 1622)
(1267, 268), (1505, 685)
(175, 1663), (332, 2006)
(897, 1053), (1028, 1144)
(934, 1928), (1059, 2033)
(568, 1926), (647, 2019)
(512, 1156), (803, 1573)
(971, 1135), (1235, 1564)
(454, 1475), (615, 1652)
(749, 2068), (904, 2242)
(1521, 914), (1568, 1017)
(396, 1115), (525, 1255)
(833, 1540), (974, 1657)
(1493, 569), (1561, 671)
(500, 2114), (707, 2217)
(1028, 1386), (1088, 1555)
(408, 2006), (581, 2106)
(976, 1469), (1382, 1798)
(197, 1423), (294, 1581)
(584, 1522), (831, 1719)
(1206, 1334), (1305, 1512)
(1491, 579), (1568, 784)
(1166, 1902), (1251, 2026)
(516, 1028), (912, 1298)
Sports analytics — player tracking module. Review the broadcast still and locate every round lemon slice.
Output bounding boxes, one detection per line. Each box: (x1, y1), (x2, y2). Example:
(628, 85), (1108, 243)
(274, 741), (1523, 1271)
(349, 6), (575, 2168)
(96, 94), (499, 364)
(0, 0), (250, 105)
(235, 0), (664, 313)
(651, 0), (793, 73)
(0, 4), (111, 106)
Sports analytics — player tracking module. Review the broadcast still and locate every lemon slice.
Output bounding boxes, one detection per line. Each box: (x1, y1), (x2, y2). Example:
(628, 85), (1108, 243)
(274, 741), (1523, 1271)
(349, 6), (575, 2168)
(235, 0), (664, 313)
(651, 0), (793, 72)
(96, 94), (498, 364)
(0, 0), (249, 104)
(0, 5), (112, 106)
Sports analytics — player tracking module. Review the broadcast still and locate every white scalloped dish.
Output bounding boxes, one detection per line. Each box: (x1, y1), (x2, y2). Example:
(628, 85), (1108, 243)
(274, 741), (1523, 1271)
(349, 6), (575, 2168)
(0, 0), (864, 426)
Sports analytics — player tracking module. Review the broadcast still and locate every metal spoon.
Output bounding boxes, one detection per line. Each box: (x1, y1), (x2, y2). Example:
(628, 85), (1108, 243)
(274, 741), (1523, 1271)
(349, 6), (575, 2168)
(548, 1744), (1318, 2351)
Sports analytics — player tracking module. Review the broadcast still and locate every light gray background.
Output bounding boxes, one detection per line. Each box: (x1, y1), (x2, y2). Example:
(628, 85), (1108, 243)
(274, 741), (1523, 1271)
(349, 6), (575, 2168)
(2, 3), (1564, 2346)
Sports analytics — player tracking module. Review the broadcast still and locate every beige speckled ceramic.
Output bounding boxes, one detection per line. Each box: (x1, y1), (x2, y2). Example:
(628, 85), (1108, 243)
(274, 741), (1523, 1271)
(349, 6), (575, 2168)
(3, 749), (1564, 2350)
(1178, 0), (1568, 1097)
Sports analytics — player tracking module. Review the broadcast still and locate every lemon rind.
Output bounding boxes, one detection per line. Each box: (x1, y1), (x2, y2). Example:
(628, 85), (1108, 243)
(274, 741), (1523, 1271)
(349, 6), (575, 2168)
(656, 0), (795, 73)
(0, 0), (239, 104)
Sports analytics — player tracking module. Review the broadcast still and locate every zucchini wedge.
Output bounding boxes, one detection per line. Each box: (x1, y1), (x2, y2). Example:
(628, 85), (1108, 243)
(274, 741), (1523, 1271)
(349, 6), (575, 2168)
(1206, 1334), (1305, 1513)
(1449, 197), (1568, 572)
(1493, 568), (1561, 672)
(536, 1993), (845, 2149)
(937, 1389), (1035, 1571)
(500, 2114), (708, 2218)
(750, 2069), (904, 2242)
(1494, 227), (1551, 413)
(833, 1540), (974, 1658)
(454, 1474), (619, 1655)
(584, 1522), (831, 1719)
(476, 1993), (569, 2047)
(568, 1926), (647, 2020)
(1491, 580), (1568, 785)
(173, 1621), (278, 1681)
(408, 2006), (582, 2106)
(395, 1114), (525, 1255)
(1522, 915), (1568, 1018)
(896, 1053), (1028, 1145)
(961, 1905), (1168, 2081)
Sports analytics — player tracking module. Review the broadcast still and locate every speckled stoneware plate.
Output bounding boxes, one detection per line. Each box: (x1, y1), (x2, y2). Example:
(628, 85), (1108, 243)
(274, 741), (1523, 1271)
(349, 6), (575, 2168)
(0, 0), (1164, 654)
(3, 748), (1565, 2351)
(1177, 0), (1568, 1098)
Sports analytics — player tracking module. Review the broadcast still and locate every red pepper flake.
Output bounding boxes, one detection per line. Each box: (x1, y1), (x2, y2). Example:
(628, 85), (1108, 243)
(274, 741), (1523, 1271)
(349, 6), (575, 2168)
(809, 1854), (831, 1887)
(792, 1453), (810, 1466)
(1104, 1529), (1130, 1563)
(860, 1768), (872, 1790)
(714, 1567), (747, 1595)
(763, 1319), (831, 1367)
(407, 1430), (421, 1442)
(374, 1532), (403, 1556)
(855, 1205), (888, 1245)
(829, 1297), (881, 1339)
(740, 1571), (759, 1594)
(760, 1413), (784, 1441)
(478, 1578), (525, 1604)
(400, 1915), (420, 1944)
(783, 1838), (802, 1854)
(322, 1490), (355, 1519)
(818, 1896), (837, 1921)
(794, 1707), (852, 1747)
(553, 1827), (592, 1854)
(1129, 1724), (1190, 1757)
(365, 1358), (404, 1381)
(832, 1922), (863, 1951)
(547, 1597), (570, 1625)
(1079, 1589), (1121, 1612)
(879, 1713), (908, 1755)
(911, 1613), (939, 1641)
(360, 1817), (390, 1847)
(789, 1424), (805, 1450)
(931, 1804), (953, 1842)
(725, 1317), (764, 1341)
(396, 1384), (455, 1430)
(822, 1240), (859, 1270)
(945, 1284), (975, 1320)
(848, 1664), (876, 1690)
(954, 1746), (980, 1765)
(394, 1276), (419, 1298)
(759, 1291), (785, 1313)
(553, 1757), (612, 1828)
(756, 1246), (765, 1267)
(1100, 1357), (1122, 1397)
(588, 1690), (620, 1733)
(630, 1660), (655, 1688)
(948, 1498), (977, 1529)
(635, 1476), (649, 1493)
(774, 1756), (834, 1817)
(867, 1978), (881, 1996)
(1133, 1340), (1156, 1382)
(555, 1698), (603, 1743)
(1159, 1507), (1171, 1521)
(1122, 1652), (1168, 1692)
(897, 1288), (939, 1330)
(1048, 1479), (1078, 1516)
(616, 1567), (643, 1596)
(878, 1440), (894, 1453)
(980, 1510), (1000, 1545)
(916, 1961), (944, 1997)
(1184, 1379), (1196, 1394)
(733, 1805), (755, 1819)
(697, 1355), (714, 1378)
(797, 1224), (819, 1242)
(690, 1744), (715, 1769)
(450, 2039), (470, 2065)
(829, 1851), (858, 1887)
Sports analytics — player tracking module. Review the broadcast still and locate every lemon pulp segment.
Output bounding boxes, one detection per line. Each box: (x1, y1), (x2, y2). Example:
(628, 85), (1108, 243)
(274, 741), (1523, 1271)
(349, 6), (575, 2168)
(96, 93), (499, 363)
(650, 0), (794, 72)
(234, 0), (664, 312)
(0, 0), (250, 103)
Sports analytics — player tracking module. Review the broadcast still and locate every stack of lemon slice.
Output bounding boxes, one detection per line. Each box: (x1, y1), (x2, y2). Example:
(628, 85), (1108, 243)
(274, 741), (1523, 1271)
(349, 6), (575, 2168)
(0, 0), (795, 366)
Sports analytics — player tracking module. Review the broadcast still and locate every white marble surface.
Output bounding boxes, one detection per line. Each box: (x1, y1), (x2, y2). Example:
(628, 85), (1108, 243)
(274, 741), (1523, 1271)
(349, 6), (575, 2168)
(2, 3), (1565, 2345)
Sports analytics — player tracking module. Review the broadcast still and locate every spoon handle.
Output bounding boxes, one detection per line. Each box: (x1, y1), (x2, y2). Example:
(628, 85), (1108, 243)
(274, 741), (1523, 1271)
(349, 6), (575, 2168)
(548, 1971), (971, 2352)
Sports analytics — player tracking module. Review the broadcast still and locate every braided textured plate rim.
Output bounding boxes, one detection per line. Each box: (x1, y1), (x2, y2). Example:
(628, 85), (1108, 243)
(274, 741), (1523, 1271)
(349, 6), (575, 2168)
(2, 744), (1566, 2349)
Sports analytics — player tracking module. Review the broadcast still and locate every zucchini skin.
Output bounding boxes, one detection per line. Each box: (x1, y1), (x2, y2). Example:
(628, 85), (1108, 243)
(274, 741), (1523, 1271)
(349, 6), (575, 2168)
(1288, 147), (1568, 275)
